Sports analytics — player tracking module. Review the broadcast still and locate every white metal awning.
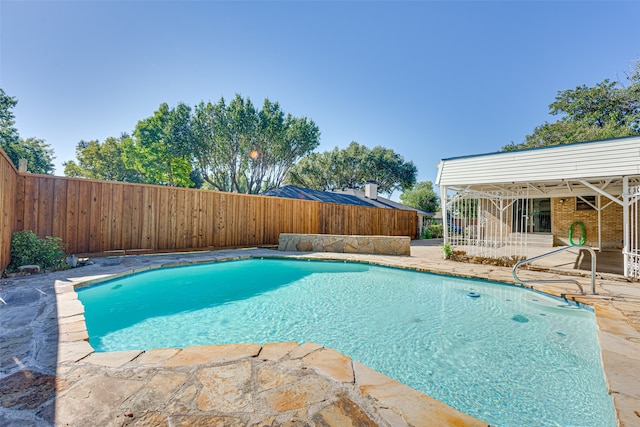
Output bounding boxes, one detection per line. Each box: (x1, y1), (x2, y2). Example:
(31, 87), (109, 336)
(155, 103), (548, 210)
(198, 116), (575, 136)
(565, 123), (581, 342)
(436, 136), (640, 197)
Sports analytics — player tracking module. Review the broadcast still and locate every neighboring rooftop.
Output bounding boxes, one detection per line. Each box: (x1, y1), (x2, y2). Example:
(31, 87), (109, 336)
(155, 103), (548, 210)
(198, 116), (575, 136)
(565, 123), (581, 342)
(263, 185), (376, 207)
(264, 185), (431, 216)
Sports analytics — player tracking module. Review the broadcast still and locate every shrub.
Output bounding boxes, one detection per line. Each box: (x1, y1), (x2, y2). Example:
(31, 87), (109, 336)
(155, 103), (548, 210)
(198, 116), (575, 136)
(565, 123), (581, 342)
(8, 230), (41, 269)
(422, 223), (444, 239)
(37, 236), (67, 270)
(441, 242), (453, 259)
(7, 230), (67, 273)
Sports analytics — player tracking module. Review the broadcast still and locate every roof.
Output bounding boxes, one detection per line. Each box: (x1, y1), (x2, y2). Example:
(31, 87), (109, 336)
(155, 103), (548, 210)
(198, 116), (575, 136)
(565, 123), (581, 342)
(436, 136), (640, 196)
(262, 185), (431, 215)
(262, 186), (376, 207)
(330, 188), (431, 215)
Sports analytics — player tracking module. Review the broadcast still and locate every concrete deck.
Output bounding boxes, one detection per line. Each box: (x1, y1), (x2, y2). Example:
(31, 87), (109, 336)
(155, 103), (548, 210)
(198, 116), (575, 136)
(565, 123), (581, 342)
(1, 242), (639, 426)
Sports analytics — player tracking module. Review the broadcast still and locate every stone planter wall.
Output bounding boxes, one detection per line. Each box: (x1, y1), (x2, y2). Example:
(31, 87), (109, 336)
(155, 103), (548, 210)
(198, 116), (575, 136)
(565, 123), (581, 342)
(278, 233), (411, 256)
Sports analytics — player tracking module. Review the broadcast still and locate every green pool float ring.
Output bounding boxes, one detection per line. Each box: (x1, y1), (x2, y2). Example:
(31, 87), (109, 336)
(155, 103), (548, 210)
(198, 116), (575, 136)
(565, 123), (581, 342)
(569, 221), (586, 246)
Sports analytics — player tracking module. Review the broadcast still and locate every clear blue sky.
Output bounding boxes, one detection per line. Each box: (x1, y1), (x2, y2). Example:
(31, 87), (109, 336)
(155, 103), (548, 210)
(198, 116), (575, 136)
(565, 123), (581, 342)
(1, 1), (639, 188)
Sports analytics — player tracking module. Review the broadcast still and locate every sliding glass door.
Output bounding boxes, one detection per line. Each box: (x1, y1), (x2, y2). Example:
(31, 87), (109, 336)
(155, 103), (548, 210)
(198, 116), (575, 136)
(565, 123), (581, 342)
(513, 198), (551, 233)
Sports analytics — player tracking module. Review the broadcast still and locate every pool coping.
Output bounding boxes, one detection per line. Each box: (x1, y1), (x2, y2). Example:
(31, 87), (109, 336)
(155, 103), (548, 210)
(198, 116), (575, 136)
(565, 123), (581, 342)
(49, 248), (640, 426)
(52, 252), (489, 426)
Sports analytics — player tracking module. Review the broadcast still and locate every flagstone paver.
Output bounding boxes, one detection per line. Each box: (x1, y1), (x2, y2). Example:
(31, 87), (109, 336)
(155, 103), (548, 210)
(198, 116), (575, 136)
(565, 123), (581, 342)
(311, 396), (378, 426)
(82, 350), (143, 367)
(134, 348), (181, 365)
(1, 243), (639, 426)
(287, 341), (323, 359)
(263, 375), (333, 412)
(197, 360), (254, 412)
(257, 364), (301, 391)
(259, 341), (299, 361)
(54, 373), (146, 426)
(303, 347), (354, 383)
(164, 343), (261, 367)
(57, 340), (93, 363)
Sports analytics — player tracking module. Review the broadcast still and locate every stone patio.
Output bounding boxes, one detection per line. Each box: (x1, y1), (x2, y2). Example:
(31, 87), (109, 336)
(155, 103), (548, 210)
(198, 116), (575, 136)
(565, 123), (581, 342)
(1, 242), (639, 426)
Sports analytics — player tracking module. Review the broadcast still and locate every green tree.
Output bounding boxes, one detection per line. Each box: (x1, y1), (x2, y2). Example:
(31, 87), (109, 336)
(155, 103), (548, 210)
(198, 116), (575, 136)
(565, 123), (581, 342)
(286, 142), (417, 196)
(0, 89), (55, 174)
(124, 102), (195, 187)
(504, 62), (640, 151)
(2, 137), (55, 175)
(191, 95), (319, 193)
(191, 95), (255, 192)
(0, 88), (19, 146)
(400, 181), (439, 213)
(63, 134), (144, 182)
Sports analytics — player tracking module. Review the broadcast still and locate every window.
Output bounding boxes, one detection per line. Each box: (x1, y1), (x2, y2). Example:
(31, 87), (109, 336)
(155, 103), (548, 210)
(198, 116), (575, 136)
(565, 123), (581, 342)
(576, 196), (596, 211)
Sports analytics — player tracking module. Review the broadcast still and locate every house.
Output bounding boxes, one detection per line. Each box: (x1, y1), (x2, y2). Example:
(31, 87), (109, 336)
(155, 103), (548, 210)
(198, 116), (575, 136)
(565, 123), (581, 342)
(263, 182), (432, 238)
(435, 136), (640, 279)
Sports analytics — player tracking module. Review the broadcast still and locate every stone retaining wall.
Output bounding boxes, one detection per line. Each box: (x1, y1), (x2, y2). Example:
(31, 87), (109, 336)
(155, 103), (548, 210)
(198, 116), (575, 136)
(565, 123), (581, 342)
(278, 233), (411, 256)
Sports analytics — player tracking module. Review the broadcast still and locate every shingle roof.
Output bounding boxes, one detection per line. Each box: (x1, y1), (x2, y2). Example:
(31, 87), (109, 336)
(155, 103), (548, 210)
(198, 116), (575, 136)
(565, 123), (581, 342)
(331, 188), (431, 215)
(262, 186), (376, 207)
(263, 185), (431, 216)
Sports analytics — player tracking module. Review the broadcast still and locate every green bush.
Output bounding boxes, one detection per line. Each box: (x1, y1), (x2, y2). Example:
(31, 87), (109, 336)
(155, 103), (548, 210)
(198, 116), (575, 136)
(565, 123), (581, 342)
(441, 242), (454, 258)
(7, 230), (67, 273)
(38, 236), (68, 270)
(422, 223), (444, 239)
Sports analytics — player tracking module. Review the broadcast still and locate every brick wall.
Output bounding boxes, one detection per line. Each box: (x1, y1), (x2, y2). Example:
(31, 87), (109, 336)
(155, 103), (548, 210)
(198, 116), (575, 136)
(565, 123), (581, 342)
(552, 197), (623, 248)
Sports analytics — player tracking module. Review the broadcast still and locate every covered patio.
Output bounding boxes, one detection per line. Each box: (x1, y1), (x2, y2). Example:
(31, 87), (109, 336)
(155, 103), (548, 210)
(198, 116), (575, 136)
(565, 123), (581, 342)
(436, 136), (640, 278)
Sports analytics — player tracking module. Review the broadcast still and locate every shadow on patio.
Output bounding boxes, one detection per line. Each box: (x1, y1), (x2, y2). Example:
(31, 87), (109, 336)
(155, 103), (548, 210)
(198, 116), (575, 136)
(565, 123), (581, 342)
(0, 272), (60, 424)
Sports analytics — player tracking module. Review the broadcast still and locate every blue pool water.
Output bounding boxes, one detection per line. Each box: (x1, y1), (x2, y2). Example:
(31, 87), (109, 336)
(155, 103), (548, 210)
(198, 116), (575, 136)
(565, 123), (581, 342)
(77, 258), (616, 426)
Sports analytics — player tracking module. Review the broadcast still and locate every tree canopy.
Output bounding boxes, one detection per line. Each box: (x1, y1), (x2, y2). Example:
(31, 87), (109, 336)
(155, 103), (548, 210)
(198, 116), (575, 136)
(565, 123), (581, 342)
(64, 96), (319, 192)
(399, 181), (439, 213)
(123, 102), (195, 187)
(2, 137), (55, 175)
(0, 89), (55, 174)
(285, 141), (417, 196)
(503, 62), (640, 151)
(0, 88), (19, 146)
(191, 95), (320, 193)
(64, 135), (145, 182)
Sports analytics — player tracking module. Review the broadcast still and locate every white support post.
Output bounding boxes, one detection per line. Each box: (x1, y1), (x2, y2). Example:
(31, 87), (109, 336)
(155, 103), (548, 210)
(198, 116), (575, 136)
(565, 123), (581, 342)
(441, 185), (448, 245)
(597, 195), (602, 252)
(499, 197), (503, 250)
(623, 177), (629, 277)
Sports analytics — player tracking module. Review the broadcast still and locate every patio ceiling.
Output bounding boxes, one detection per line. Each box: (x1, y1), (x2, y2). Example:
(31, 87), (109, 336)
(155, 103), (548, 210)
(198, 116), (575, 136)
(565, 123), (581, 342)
(449, 176), (640, 199)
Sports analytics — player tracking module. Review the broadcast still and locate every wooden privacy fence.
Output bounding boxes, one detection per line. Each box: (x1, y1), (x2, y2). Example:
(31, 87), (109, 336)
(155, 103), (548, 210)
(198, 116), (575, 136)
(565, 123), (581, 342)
(1, 149), (18, 273)
(1, 151), (417, 272)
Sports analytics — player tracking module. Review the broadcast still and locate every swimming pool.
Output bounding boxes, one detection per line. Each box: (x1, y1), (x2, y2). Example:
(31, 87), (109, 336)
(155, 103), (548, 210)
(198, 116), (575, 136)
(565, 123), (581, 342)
(77, 258), (616, 426)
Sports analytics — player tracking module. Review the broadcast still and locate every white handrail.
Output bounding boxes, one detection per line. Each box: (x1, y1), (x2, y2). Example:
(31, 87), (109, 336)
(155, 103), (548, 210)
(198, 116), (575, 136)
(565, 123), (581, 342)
(512, 246), (597, 295)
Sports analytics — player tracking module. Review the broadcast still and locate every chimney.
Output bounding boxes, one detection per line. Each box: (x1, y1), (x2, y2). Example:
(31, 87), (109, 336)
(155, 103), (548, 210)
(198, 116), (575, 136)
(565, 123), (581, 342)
(364, 181), (378, 199)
